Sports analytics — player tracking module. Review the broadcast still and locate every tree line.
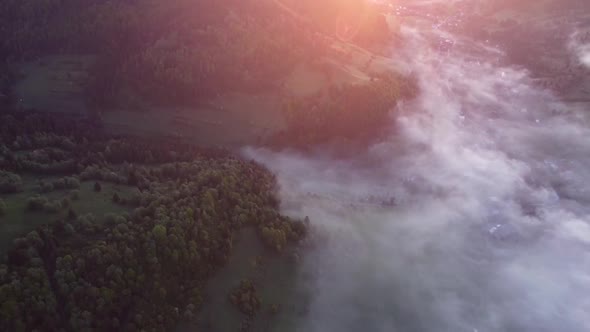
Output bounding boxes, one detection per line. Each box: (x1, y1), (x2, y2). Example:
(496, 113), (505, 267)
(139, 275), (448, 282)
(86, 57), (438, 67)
(0, 110), (308, 331)
(272, 72), (418, 149)
(0, 0), (341, 109)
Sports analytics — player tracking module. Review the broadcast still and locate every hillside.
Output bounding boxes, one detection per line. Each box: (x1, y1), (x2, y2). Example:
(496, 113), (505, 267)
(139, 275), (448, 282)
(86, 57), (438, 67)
(0, 0), (416, 331)
(2, 0), (413, 148)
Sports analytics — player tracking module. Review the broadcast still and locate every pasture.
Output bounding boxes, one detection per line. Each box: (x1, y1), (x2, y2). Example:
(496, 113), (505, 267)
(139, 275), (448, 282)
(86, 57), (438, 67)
(0, 175), (136, 253)
(14, 55), (95, 115)
(194, 228), (307, 332)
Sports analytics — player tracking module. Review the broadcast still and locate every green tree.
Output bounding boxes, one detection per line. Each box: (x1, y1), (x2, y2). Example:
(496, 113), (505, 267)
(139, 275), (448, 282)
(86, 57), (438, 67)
(0, 171), (22, 193)
(152, 224), (167, 241)
(27, 195), (48, 211)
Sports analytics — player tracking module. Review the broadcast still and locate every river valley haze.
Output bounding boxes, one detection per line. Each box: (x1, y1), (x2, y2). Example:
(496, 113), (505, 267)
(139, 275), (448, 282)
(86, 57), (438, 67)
(247, 1), (590, 331)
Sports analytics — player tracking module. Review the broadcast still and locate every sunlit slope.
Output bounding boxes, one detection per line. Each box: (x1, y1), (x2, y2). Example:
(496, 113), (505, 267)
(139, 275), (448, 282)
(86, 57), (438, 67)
(12, 0), (404, 147)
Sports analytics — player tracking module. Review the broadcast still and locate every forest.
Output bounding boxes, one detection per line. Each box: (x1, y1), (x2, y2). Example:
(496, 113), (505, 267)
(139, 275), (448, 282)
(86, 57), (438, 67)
(0, 111), (308, 331)
(1, 0), (415, 147)
(0, 0), (415, 330)
(0, 0), (392, 107)
(274, 71), (417, 149)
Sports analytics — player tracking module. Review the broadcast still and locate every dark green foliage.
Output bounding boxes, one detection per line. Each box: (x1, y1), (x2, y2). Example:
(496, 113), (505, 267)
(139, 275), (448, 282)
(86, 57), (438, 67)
(0, 171), (22, 193)
(261, 226), (287, 252)
(0, 0), (329, 108)
(42, 200), (62, 214)
(38, 181), (54, 193)
(0, 111), (229, 178)
(27, 195), (63, 214)
(39, 176), (80, 193)
(103, 213), (125, 226)
(151, 224), (167, 242)
(52, 176), (80, 190)
(26, 195), (48, 211)
(0, 113), (308, 332)
(261, 219), (308, 252)
(229, 279), (261, 316)
(274, 72), (417, 149)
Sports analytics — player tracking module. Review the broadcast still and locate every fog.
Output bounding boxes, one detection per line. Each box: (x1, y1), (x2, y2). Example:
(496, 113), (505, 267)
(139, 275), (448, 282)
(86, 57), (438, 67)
(569, 29), (590, 69)
(245, 3), (590, 331)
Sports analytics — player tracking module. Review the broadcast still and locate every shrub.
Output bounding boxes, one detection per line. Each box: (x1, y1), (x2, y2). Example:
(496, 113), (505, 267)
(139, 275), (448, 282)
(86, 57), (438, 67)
(52, 178), (66, 190)
(27, 195), (48, 211)
(75, 213), (97, 229)
(60, 138), (76, 150)
(152, 224), (167, 241)
(0, 171), (22, 193)
(80, 165), (101, 181)
(39, 181), (54, 193)
(43, 200), (62, 214)
(49, 176), (81, 190)
(229, 280), (261, 316)
(104, 213), (126, 225)
(260, 226), (287, 252)
(63, 176), (80, 189)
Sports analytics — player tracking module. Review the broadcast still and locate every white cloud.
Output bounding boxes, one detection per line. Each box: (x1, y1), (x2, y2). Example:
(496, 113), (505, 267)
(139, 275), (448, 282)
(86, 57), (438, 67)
(243, 4), (590, 332)
(569, 29), (590, 68)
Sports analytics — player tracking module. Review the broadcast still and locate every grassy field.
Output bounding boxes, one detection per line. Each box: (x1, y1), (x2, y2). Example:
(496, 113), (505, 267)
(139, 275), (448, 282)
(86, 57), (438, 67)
(0, 175), (136, 253)
(13, 55), (95, 115)
(101, 92), (284, 147)
(192, 228), (308, 332)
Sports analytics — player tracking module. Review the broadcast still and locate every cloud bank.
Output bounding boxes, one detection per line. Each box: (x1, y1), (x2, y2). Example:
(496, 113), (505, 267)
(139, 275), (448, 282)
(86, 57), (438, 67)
(244, 4), (590, 332)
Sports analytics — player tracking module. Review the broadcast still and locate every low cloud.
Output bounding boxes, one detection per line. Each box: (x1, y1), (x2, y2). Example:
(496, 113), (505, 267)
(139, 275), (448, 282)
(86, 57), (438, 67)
(244, 5), (590, 332)
(569, 28), (590, 68)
